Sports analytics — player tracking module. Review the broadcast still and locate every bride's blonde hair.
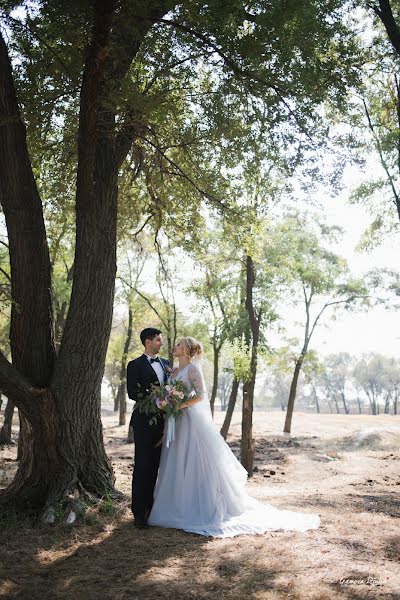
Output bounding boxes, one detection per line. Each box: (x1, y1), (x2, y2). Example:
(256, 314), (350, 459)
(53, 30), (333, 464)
(180, 336), (203, 360)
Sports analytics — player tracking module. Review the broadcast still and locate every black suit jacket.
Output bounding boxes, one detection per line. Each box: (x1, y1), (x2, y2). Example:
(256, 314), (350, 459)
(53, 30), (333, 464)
(127, 355), (170, 426)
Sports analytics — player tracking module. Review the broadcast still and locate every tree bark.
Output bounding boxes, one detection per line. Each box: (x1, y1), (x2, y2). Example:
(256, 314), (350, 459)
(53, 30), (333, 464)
(284, 358), (303, 433)
(241, 255), (260, 476)
(0, 0), (180, 513)
(220, 378), (239, 440)
(209, 339), (222, 417)
(0, 399), (14, 445)
(113, 388), (119, 412)
(0, 32), (55, 385)
(284, 285), (312, 434)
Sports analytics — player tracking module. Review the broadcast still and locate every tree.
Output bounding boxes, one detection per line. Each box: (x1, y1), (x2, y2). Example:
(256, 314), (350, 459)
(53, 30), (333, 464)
(274, 215), (368, 433)
(322, 353), (353, 414)
(0, 1), (177, 514)
(352, 353), (386, 415)
(352, 352), (400, 415)
(0, 0), (365, 514)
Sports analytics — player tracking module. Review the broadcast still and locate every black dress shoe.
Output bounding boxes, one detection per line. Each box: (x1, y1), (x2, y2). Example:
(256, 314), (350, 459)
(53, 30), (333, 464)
(134, 516), (149, 529)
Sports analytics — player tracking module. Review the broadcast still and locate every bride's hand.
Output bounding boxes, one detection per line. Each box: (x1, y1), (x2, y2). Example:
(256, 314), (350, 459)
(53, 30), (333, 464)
(154, 437), (163, 448)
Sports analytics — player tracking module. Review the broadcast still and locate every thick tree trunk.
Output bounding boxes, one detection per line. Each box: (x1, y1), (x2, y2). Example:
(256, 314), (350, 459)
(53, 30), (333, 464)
(0, 0), (177, 514)
(117, 306), (133, 426)
(357, 395), (362, 414)
(284, 358), (303, 434)
(220, 378), (239, 440)
(0, 4), (117, 511)
(0, 399), (14, 445)
(209, 341), (221, 417)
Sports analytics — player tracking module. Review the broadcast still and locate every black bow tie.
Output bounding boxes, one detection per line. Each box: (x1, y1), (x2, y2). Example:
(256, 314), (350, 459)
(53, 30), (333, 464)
(150, 357), (160, 364)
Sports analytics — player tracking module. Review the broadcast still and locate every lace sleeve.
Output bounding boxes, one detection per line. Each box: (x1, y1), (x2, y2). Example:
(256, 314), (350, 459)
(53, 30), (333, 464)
(188, 363), (206, 399)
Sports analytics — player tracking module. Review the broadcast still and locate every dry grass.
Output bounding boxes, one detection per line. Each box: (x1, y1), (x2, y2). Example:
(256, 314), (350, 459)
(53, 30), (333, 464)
(1, 409), (400, 600)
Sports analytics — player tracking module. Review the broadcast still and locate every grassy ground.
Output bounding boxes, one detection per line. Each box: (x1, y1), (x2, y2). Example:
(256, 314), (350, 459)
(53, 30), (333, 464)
(1, 409), (400, 600)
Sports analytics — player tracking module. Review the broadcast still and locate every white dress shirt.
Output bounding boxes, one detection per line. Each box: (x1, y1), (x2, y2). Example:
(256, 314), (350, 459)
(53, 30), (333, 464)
(145, 354), (165, 385)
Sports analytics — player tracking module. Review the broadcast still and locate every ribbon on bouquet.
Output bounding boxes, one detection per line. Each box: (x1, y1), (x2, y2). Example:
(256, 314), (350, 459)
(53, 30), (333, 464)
(166, 415), (175, 448)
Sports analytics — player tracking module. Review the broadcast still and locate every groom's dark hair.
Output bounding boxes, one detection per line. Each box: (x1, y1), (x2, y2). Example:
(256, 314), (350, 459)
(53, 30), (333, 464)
(140, 327), (162, 345)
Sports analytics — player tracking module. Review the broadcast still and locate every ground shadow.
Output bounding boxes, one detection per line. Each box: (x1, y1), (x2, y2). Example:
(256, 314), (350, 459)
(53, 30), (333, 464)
(0, 517), (308, 600)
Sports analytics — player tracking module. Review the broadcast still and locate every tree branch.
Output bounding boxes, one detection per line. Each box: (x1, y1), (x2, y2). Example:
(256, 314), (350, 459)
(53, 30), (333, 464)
(362, 97), (400, 219)
(373, 0), (400, 56)
(158, 18), (316, 144)
(137, 131), (232, 211)
(0, 350), (35, 409)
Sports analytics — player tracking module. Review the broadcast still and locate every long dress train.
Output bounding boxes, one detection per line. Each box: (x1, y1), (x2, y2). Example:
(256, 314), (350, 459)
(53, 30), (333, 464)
(148, 363), (320, 538)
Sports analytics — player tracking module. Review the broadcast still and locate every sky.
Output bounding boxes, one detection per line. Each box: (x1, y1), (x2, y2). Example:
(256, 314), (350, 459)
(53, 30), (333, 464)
(279, 164), (400, 358)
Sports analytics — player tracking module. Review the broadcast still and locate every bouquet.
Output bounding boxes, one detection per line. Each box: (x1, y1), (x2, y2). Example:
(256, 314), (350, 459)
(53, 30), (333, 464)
(139, 379), (197, 446)
(138, 380), (195, 423)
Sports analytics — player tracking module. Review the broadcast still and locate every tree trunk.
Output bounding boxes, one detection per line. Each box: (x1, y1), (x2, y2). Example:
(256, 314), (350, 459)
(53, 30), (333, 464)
(209, 340), (221, 417)
(118, 305), (133, 426)
(114, 389), (119, 412)
(220, 378), (239, 440)
(357, 395), (362, 414)
(0, 1), (178, 514)
(240, 255), (260, 476)
(394, 393), (398, 415)
(367, 394), (377, 415)
(283, 358), (303, 434)
(341, 391), (349, 414)
(0, 399), (14, 445)
(384, 392), (391, 414)
(311, 384), (320, 414)
(0, 4), (117, 511)
(334, 397), (340, 413)
(241, 373), (256, 474)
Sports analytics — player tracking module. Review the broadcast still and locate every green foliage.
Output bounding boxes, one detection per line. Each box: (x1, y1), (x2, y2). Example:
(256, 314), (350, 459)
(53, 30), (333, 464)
(226, 336), (252, 381)
(99, 493), (115, 516)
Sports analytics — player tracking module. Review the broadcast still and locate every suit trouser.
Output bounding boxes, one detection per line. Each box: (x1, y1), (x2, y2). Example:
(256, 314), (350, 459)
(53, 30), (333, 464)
(131, 408), (163, 518)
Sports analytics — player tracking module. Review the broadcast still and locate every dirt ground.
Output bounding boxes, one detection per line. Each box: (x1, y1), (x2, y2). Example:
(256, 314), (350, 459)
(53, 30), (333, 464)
(0, 408), (400, 600)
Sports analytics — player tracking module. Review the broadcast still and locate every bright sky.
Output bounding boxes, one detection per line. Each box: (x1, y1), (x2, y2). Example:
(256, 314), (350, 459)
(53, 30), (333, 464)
(285, 164), (400, 358)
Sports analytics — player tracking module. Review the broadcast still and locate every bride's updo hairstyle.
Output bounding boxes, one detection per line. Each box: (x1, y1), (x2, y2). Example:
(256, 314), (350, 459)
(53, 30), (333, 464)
(181, 336), (203, 361)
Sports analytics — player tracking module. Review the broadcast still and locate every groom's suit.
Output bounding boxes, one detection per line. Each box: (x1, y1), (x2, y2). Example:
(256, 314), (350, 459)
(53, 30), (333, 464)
(127, 354), (170, 520)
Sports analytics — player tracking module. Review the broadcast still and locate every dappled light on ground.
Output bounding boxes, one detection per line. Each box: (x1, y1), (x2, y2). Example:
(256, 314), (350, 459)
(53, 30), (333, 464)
(1, 411), (399, 599)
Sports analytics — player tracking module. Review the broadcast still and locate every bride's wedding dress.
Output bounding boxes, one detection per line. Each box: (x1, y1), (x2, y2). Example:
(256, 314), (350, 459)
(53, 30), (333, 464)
(148, 363), (320, 537)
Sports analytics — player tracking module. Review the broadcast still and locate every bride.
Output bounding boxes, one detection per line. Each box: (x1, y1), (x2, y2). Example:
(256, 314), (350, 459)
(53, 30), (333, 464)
(148, 336), (320, 537)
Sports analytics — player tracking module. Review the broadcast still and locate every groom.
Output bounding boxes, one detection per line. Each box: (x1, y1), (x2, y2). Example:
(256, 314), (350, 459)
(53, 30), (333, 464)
(127, 327), (170, 528)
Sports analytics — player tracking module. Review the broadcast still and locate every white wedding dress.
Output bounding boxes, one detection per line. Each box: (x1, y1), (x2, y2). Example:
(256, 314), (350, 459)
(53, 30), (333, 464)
(148, 363), (320, 537)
